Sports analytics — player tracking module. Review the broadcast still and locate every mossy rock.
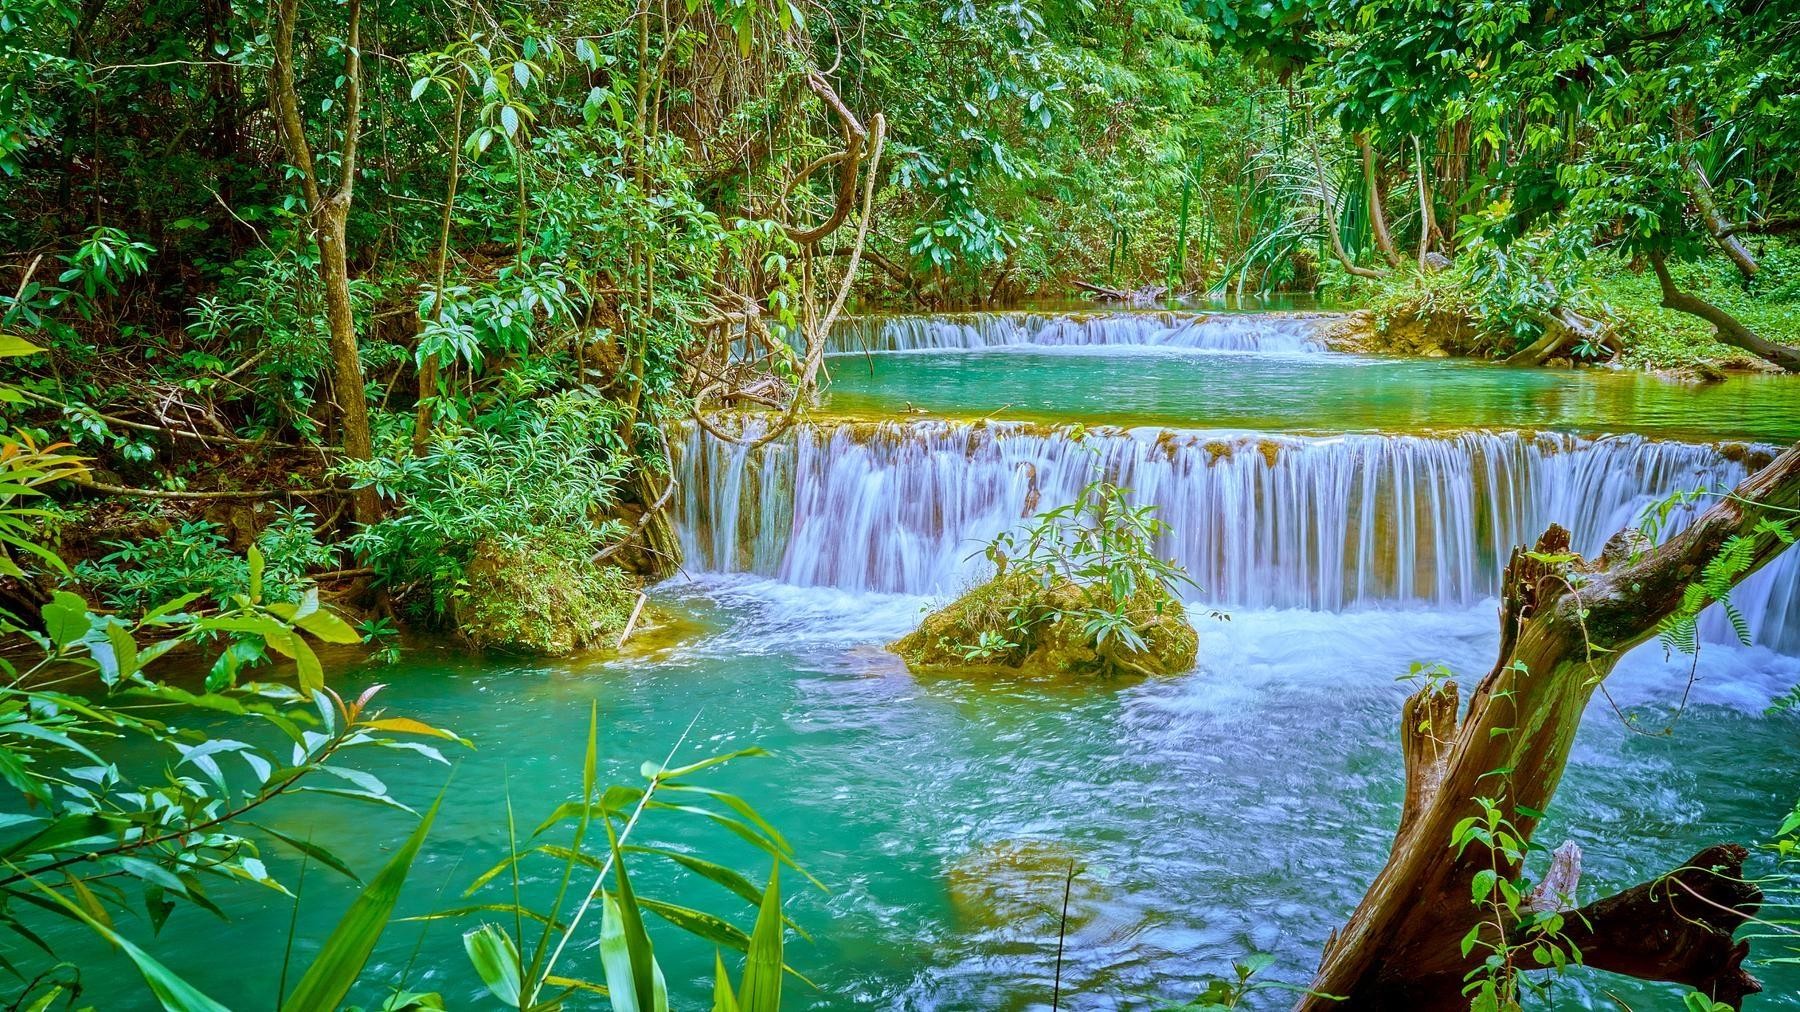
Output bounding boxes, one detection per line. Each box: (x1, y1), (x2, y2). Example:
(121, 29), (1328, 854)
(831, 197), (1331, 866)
(456, 540), (636, 656)
(945, 839), (1108, 933)
(890, 571), (1197, 678)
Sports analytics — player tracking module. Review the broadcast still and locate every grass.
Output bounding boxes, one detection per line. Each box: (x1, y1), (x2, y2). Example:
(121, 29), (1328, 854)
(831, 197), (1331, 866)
(1590, 243), (1800, 370)
(1330, 239), (1800, 371)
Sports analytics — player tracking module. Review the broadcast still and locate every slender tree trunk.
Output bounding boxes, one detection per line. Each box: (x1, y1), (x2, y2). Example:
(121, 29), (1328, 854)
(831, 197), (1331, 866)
(1673, 106), (1760, 279)
(414, 81), (466, 457)
(272, 0), (378, 524)
(1302, 444), (1800, 1008)
(1652, 253), (1800, 371)
(1412, 135), (1438, 270)
(1685, 156), (1761, 280)
(1359, 135), (1402, 268)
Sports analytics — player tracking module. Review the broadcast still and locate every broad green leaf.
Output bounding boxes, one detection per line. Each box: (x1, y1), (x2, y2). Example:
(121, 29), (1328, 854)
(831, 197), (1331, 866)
(41, 591), (89, 649)
(279, 795), (441, 1012)
(0, 335), (44, 358)
(738, 863), (783, 1012)
(296, 607), (361, 644)
(600, 827), (662, 1012)
(600, 893), (667, 1012)
(462, 923), (522, 1005)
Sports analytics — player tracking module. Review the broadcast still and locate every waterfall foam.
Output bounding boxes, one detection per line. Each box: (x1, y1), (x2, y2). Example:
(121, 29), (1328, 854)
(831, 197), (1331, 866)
(673, 418), (1798, 653)
(828, 311), (1332, 354)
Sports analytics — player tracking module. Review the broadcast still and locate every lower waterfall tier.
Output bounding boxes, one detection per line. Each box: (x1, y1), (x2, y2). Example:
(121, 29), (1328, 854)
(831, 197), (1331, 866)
(673, 419), (1797, 653)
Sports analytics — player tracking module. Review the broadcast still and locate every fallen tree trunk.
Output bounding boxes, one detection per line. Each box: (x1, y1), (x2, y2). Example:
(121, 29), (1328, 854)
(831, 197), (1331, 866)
(1503, 306), (1620, 366)
(1302, 441), (1800, 1009)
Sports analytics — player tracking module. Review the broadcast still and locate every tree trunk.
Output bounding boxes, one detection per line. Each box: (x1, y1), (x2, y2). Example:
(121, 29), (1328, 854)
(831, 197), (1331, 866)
(1413, 135), (1438, 270)
(1313, 135), (1382, 280)
(1302, 442), (1800, 1009)
(1360, 135), (1403, 269)
(1686, 156), (1760, 280)
(271, 0), (378, 524)
(1652, 253), (1800, 372)
(1502, 307), (1615, 366)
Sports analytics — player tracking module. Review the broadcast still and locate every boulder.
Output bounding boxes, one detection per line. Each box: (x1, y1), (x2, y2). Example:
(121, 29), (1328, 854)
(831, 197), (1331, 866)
(456, 540), (636, 655)
(890, 570), (1197, 678)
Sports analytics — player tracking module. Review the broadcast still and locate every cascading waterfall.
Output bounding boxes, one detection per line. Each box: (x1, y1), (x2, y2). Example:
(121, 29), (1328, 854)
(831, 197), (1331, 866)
(673, 419), (1799, 653)
(828, 311), (1331, 354)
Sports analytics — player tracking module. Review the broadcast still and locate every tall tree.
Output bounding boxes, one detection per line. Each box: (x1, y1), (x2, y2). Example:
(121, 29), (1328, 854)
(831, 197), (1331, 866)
(271, 0), (378, 522)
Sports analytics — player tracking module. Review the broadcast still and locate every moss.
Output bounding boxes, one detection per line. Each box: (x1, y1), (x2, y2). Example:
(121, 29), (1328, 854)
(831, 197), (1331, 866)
(890, 570), (1198, 678)
(456, 539), (637, 656)
(945, 839), (1108, 933)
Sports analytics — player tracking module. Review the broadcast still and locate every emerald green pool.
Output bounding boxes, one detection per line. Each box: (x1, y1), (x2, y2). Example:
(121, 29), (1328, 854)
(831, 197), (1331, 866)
(821, 346), (1800, 444)
(23, 311), (1800, 1010)
(46, 591), (1800, 1009)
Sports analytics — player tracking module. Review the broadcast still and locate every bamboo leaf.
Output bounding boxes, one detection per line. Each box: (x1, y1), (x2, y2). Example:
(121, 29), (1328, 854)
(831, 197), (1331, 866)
(20, 875), (230, 1012)
(738, 863), (783, 1012)
(463, 923), (523, 1005)
(713, 951), (740, 1012)
(279, 794), (441, 1011)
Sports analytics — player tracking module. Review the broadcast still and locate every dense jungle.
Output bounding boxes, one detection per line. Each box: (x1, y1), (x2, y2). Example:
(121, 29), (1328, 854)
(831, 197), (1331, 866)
(3, 0), (1800, 1008)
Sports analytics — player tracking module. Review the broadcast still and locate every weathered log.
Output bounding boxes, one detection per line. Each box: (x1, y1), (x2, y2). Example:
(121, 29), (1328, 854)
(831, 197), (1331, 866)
(1561, 844), (1761, 1006)
(1302, 442), (1800, 1009)
(1396, 679), (1457, 838)
(1504, 307), (1616, 366)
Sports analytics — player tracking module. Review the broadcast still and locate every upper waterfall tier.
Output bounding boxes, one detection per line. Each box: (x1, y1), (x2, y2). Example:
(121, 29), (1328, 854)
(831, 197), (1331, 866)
(827, 310), (1334, 354)
(673, 419), (1798, 653)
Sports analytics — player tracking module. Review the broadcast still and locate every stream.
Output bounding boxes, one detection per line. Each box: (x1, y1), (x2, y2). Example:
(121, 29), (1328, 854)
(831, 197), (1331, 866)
(46, 308), (1800, 1009)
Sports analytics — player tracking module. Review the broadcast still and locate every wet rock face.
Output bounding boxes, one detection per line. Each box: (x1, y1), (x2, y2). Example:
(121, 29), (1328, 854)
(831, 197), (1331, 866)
(889, 571), (1198, 679)
(456, 539), (635, 655)
(1318, 307), (1482, 357)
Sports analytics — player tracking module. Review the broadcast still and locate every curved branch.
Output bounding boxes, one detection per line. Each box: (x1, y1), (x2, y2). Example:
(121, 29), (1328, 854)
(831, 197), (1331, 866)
(1651, 253), (1800, 372)
(802, 112), (886, 389)
(782, 72), (869, 245)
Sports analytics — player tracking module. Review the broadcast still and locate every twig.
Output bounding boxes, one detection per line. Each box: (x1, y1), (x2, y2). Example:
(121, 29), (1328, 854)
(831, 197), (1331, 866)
(71, 477), (339, 500)
(616, 592), (648, 648)
(592, 478), (678, 562)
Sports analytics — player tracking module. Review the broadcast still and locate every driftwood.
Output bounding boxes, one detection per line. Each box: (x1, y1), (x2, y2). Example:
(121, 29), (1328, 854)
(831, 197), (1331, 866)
(1503, 306), (1621, 366)
(1074, 280), (1168, 305)
(1302, 441), (1800, 1009)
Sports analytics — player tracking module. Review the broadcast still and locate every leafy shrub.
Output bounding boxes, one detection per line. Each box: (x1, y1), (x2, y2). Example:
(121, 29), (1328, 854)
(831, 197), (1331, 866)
(893, 460), (1203, 677)
(75, 507), (337, 611)
(342, 391), (631, 619)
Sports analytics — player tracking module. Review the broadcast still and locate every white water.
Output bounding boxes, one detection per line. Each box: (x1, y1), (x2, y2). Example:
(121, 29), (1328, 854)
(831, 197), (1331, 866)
(828, 311), (1331, 354)
(673, 419), (1799, 653)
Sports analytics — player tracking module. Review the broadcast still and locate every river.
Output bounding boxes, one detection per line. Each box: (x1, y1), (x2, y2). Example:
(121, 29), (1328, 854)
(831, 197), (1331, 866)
(38, 308), (1800, 1010)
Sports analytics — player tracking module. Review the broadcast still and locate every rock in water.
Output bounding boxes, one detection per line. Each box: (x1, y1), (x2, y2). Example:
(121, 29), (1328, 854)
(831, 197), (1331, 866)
(456, 539), (636, 655)
(889, 571), (1197, 678)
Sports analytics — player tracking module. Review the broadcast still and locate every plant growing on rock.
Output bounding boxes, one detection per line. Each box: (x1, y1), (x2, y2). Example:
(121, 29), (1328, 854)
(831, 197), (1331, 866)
(892, 464), (1201, 678)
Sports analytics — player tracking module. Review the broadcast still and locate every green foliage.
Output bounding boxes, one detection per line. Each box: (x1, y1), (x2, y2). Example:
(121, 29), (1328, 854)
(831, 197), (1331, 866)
(1633, 486), (1798, 657)
(0, 445), (466, 1009)
(1451, 796), (1581, 1011)
(343, 392), (631, 618)
(75, 508), (337, 612)
(896, 447), (1206, 679)
(982, 460), (1197, 660)
(441, 705), (815, 1010)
